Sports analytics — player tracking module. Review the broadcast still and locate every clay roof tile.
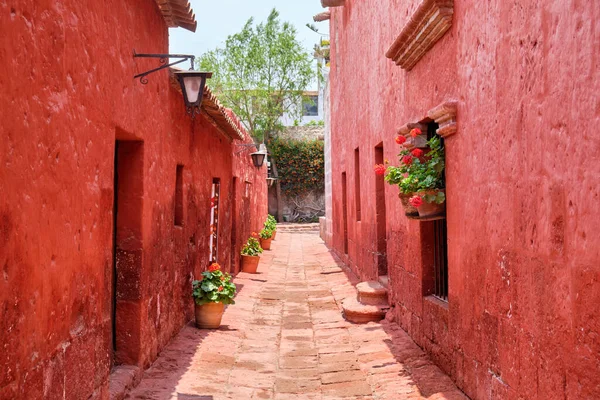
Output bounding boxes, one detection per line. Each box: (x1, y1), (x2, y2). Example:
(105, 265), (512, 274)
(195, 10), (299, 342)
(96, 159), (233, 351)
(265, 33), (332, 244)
(154, 0), (197, 32)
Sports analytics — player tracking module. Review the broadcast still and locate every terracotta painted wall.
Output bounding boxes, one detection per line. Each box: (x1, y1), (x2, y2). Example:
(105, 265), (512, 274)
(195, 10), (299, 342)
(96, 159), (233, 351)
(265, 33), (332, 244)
(328, 1), (599, 399)
(0, 0), (267, 399)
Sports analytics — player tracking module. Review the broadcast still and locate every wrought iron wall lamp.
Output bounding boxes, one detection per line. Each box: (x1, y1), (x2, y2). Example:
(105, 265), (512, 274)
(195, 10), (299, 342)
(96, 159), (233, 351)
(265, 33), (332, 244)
(133, 50), (212, 116)
(235, 143), (268, 168)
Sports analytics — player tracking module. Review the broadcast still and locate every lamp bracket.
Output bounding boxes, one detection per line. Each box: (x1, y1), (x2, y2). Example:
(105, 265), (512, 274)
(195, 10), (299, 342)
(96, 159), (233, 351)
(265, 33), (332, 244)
(133, 50), (196, 84)
(234, 143), (259, 155)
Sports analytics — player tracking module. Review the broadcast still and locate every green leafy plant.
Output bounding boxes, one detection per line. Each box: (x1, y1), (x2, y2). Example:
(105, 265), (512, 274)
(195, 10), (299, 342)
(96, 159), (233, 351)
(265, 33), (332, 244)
(199, 9), (314, 143)
(192, 263), (236, 305)
(264, 214), (277, 231)
(258, 228), (274, 240)
(269, 138), (324, 197)
(304, 120), (325, 127)
(384, 130), (446, 204)
(241, 236), (263, 256)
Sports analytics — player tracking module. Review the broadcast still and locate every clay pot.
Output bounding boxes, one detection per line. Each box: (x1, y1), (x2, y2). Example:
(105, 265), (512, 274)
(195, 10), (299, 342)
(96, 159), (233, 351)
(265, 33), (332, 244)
(398, 193), (419, 217)
(241, 255), (260, 273)
(259, 238), (272, 250)
(416, 189), (446, 218)
(194, 302), (225, 329)
(271, 230), (277, 240)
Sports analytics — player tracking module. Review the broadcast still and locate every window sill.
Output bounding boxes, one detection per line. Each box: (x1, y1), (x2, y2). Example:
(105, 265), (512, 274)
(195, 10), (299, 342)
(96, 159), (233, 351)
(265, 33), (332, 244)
(424, 295), (449, 311)
(407, 214), (446, 222)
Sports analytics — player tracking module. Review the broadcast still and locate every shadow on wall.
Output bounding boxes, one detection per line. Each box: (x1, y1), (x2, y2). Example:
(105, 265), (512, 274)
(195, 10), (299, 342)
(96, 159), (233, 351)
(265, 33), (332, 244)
(120, 278), (253, 398)
(323, 246), (467, 398)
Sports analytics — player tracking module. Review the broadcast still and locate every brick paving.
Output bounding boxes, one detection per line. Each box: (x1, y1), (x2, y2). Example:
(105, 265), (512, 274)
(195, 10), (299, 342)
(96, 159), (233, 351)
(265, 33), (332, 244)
(126, 232), (467, 399)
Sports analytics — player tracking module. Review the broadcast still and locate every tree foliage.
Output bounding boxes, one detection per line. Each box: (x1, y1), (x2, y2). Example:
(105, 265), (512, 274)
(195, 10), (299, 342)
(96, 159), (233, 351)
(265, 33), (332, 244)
(269, 138), (324, 197)
(198, 9), (315, 142)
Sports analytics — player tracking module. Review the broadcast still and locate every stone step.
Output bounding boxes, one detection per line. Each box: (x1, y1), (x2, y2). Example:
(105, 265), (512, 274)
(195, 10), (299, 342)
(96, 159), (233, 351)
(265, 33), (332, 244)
(277, 223), (320, 232)
(356, 281), (388, 306)
(342, 298), (388, 323)
(378, 275), (389, 289)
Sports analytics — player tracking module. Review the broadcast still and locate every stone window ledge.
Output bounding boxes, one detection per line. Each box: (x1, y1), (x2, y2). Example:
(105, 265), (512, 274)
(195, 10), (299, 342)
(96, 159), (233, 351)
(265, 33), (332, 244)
(385, 0), (454, 71)
(314, 11), (331, 22)
(424, 295), (449, 311)
(397, 100), (457, 146)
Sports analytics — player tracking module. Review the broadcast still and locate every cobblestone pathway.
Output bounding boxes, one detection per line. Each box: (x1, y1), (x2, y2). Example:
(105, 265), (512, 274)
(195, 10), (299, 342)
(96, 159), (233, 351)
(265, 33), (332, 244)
(127, 232), (467, 399)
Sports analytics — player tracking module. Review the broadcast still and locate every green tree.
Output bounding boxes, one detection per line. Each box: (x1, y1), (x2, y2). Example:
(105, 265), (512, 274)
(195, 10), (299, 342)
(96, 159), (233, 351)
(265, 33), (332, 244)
(198, 9), (315, 143)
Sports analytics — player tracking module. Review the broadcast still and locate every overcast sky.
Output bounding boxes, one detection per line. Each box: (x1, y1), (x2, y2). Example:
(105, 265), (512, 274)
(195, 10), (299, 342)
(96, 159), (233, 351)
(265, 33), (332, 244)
(169, 1), (329, 58)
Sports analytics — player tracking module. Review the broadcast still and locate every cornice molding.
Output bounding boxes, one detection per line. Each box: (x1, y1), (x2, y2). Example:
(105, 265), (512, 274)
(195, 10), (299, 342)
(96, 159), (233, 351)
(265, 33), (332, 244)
(321, 0), (345, 8)
(385, 0), (453, 71)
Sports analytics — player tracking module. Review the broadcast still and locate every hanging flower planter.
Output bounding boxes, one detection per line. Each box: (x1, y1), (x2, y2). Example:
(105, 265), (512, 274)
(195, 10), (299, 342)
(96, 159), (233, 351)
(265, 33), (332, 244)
(410, 189), (446, 218)
(398, 193), (419, 217)
(385, 129), (446, 220)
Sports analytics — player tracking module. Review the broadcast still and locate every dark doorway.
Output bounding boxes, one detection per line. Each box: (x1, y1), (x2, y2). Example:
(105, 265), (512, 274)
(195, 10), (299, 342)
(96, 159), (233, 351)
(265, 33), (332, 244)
(230, 177), (238, 272)
(341, 172), (349, 254)
(375, 143), (388, 276)
(112, 139), (144, 366)
(112, 143), (119, 357)
(209, 178), (221, 263)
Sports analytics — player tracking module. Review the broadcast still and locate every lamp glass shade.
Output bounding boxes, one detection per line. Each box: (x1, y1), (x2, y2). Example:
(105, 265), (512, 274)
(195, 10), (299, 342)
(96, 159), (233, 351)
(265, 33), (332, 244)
(174, 71), (212, 109)
(251, 152), (266, 168)
(182, 76), (203, 103)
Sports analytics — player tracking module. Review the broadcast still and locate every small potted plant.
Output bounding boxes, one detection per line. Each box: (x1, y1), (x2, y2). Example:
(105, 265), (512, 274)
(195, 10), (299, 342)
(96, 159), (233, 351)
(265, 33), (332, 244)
(265, 215), (277, 240)
(192, 262), (236, 329)
(258, 228), (274, 250)
(241, 235), (263, 273)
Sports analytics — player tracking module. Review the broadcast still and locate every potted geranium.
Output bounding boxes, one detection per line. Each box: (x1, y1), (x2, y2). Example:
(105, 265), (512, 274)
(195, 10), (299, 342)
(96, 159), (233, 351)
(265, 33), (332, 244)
(383, 129), (446, 218)
(258, 228), (274, 250)
(192, 262), (236, 329)
(241, 235), (263, 273)
(384, 148), (420, 217)
(265, 215), (277, 240)
(408, 135), (446, 217)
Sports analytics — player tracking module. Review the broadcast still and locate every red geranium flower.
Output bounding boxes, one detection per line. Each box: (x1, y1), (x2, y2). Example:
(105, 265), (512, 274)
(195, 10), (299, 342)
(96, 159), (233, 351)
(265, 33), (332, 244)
(218, 286), (224, 292)
(411, 149), (424, 158)
(409, 195), (423, 208)
(209, 263), (220, 272)
(374, 164), (387, 175)
(402, 155), (413, 165)
(251, 232), (258, 238)
(410, 128), (422, 137)
(395, 135), (406, 145)
(220, 276), (225, 281)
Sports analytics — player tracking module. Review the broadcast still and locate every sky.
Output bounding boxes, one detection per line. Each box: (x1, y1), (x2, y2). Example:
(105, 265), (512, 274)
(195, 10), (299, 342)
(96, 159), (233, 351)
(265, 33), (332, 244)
(169, 1), (330, 59)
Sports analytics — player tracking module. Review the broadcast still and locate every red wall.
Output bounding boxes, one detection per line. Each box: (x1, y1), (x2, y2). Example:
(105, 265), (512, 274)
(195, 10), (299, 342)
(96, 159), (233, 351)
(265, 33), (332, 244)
(328, 1), (599, 399)
(0, 1), (267, 398)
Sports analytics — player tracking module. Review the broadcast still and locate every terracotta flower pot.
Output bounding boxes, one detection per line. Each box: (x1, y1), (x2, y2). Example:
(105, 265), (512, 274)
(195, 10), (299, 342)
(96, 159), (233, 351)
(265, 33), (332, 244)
(272, 230), (277, 240)
(259, 238), (272, 250)
(398, 193), (419, 217)
(195, 302), (225, 329)
(241, 254), (260, 273)
(416, 189), (446, 218)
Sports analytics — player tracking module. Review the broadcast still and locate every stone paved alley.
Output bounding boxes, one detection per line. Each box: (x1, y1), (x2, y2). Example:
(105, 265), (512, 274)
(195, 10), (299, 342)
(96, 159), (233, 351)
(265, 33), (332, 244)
(125, 232), (467, 399)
